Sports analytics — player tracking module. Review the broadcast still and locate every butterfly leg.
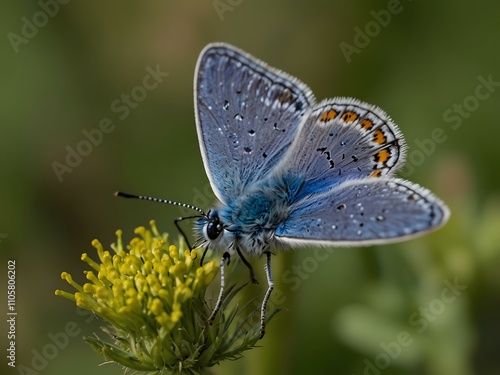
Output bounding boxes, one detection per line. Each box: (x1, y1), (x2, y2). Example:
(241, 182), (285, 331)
(174, 215), (201, 250)
(208, 251), (230, 325)
(235, 246), (258, 284)
(260, 251), (274, 338)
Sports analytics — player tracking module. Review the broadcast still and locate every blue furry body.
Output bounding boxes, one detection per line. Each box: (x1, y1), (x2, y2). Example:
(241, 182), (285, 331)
(197, 173), (310, 255)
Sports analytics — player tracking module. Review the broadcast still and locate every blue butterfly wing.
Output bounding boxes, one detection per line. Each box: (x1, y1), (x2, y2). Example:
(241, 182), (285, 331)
(195, 43), (315, 203)
(275, 178), (449, 246)
(276, 97), (406, 198)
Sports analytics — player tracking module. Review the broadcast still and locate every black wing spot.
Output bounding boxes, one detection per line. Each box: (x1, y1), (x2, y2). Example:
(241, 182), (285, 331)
(316, 147), (335, 169)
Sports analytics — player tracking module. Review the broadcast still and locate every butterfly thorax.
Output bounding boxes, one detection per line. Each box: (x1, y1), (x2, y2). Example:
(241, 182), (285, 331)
(199, 174), (306, 255)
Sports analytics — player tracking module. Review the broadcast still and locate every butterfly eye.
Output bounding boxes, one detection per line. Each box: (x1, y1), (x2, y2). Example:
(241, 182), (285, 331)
(206, 216), (223, 240)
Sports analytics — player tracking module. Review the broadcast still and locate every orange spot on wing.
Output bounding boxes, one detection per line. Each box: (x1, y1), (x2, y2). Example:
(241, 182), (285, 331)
(360, 119), (374, 130)
(341, 111), (358, 123)
(320, 109), (338, 122)
(371, 170), (382, 178)
(373, 129), (386, 145)
(377, 149), (391, 163)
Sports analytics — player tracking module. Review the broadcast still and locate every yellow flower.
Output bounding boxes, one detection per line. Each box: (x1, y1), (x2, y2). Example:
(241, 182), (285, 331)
(55, 220), (270, 374)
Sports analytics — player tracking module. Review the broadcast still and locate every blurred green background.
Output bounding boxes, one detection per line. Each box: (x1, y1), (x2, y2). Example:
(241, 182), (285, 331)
(1, 1), (500, 374)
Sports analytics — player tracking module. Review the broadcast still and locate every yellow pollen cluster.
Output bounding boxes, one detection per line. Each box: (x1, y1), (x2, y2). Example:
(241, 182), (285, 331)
(57, 220), (217, 337)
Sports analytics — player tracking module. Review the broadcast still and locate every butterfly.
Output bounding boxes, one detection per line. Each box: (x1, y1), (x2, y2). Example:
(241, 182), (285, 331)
(117, 42), (450, 338)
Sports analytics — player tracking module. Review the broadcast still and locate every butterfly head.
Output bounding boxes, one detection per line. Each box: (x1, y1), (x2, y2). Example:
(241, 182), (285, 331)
(204, 210), (224, 240)
(197, 209), (235, 250)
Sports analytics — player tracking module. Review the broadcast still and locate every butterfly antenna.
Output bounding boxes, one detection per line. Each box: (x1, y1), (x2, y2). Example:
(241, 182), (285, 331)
(114, 191), (207, 216)
(114, 191), (207, 251)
